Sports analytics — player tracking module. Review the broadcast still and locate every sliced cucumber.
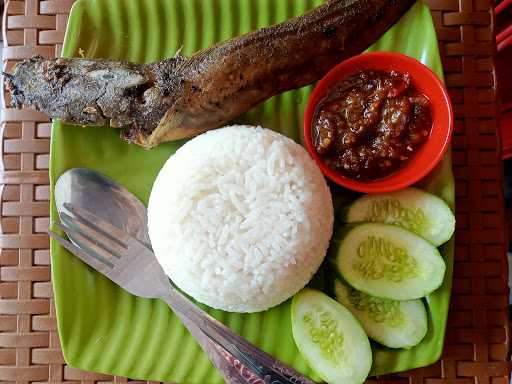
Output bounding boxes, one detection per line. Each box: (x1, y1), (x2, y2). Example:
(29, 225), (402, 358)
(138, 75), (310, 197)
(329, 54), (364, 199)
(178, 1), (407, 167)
(344, 188), (455, 246)
(333, 223), (445, 300)
(292, 288), (372, 384)
(334, 279), (427, 349)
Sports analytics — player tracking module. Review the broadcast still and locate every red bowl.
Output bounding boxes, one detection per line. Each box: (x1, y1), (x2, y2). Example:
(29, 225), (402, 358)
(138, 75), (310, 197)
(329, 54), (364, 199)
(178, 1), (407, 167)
(304, 52), (453, 194)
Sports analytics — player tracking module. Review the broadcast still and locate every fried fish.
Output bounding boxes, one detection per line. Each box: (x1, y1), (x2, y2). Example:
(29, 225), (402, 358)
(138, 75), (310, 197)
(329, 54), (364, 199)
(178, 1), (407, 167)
(5, 0), (415, 148)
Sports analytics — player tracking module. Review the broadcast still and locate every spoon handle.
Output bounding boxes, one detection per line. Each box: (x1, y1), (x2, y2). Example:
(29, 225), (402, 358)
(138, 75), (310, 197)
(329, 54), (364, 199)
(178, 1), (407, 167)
(160, 287), (315, 384)
(162, 292), (260, 384)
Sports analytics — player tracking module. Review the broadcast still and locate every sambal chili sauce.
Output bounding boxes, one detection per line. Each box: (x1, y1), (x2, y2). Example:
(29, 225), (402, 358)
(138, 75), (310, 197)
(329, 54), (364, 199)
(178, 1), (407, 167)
(312, 70), (432, 181)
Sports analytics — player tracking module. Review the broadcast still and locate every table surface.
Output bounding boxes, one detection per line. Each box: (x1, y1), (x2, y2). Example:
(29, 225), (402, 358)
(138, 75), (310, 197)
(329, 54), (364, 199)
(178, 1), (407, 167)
(1, 0), (510, 383)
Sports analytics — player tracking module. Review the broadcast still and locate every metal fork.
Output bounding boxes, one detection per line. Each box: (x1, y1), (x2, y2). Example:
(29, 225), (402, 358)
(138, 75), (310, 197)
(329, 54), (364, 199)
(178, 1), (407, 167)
(49, 203), (315, 384)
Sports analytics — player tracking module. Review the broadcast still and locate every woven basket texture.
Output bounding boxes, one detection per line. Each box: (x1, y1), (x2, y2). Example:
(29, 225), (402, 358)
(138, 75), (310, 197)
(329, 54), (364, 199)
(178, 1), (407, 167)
(1, 0), (510, 383)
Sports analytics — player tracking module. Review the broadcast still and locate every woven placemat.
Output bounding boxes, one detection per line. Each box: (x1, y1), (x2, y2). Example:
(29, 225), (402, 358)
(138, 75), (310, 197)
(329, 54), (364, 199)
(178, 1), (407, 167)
(1, 0), (510, 383)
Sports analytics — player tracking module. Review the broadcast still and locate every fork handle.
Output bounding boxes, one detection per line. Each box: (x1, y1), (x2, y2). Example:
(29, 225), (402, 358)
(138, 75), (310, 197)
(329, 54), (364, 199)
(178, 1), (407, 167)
(160, 289), (315, 384)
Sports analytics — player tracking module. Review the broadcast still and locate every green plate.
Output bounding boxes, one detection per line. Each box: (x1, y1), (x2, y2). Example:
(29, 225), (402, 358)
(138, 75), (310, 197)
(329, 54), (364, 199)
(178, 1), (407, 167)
(50, 1), (454, 382)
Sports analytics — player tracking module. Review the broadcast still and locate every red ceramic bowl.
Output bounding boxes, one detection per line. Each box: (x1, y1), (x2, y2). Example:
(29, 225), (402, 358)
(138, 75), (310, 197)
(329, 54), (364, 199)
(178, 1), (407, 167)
(304, 52), (453, 193)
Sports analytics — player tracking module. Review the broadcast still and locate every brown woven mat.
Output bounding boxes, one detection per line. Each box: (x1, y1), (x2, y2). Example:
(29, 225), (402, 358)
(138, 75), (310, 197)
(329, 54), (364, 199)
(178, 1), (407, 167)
(1, 0), (510, 383)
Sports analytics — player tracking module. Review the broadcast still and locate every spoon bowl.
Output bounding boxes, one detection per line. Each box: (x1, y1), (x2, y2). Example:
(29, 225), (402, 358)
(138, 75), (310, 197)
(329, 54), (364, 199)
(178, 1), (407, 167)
(54, 168), (150, 247)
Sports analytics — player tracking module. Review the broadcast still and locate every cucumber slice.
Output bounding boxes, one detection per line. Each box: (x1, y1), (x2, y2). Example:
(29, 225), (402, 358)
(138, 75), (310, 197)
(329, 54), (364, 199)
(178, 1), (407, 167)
(292, 288), (372, 384)
(344, 188), (455, 246)
(334, 279), (427, 349)
(333, 223), (445, 300)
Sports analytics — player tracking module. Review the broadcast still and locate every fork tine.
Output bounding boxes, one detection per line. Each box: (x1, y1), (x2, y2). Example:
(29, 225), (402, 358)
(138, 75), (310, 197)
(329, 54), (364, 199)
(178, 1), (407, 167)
(48, 229), (114, 271)
(55, 221), (119, 266)
(59, 212), (126, 258)
(55, 219), (122, 267)
(63, 203), (130, 246)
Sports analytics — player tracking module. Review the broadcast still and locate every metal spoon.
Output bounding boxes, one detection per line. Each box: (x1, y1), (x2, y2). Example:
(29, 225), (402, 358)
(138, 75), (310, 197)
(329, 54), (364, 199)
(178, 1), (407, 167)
(54, 168), (261, 384)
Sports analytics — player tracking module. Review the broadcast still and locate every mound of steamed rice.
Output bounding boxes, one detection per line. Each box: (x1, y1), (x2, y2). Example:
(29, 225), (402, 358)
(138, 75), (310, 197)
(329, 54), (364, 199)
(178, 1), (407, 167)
(148, 126), (333, 312)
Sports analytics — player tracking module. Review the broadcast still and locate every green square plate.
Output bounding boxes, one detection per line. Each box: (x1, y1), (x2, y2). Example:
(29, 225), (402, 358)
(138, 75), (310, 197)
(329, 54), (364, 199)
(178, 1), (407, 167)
(50, 0), (455, 382)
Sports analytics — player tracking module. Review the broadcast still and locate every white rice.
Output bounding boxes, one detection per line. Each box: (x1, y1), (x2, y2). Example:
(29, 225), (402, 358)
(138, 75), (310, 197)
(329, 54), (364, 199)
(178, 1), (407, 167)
(148, 126), (333, 312)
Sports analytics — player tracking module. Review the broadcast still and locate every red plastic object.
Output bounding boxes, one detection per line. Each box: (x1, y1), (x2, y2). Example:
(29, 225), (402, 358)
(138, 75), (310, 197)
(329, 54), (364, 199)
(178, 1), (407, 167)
(499, 103), (512, 159)
(303, 52), (454, 194)
(496, 0), (511, 14)
(495, 0), (512, 55)
(495, 0), (512, 158)
(497, 24), (512, 51)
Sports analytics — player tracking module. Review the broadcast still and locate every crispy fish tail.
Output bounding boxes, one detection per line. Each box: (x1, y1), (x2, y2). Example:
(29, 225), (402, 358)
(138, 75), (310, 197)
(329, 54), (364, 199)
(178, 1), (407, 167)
(5, 0), (416, 149)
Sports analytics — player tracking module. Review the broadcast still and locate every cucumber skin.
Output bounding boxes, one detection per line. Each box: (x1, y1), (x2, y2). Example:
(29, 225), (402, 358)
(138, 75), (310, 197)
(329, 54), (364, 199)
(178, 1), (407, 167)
(291, 288), (372, 384)
(342, 187), (455, 247)
(334, 278), (428, 349)
(332, 223), (446, 300)
(292, 294), (333, 384)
